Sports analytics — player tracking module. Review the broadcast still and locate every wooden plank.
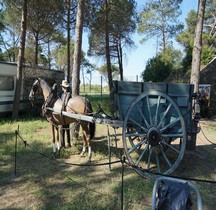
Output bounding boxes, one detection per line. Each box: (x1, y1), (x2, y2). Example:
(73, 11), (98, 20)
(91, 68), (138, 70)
(46, 107), (123, 128)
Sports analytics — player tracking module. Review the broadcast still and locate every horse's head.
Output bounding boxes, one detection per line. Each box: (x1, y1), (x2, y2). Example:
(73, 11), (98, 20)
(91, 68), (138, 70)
(29, 78), (42, 105)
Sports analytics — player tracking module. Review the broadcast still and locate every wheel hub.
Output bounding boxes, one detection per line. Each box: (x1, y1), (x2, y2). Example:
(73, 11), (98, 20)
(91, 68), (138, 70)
(147, 127), (161, 146)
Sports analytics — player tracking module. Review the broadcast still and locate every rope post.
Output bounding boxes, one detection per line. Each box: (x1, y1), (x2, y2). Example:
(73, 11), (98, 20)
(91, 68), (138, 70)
(100, 75), (103, 102)
(107, 125), (111, 171)
(121, 155), (125, 210)
(113, 127), (118, 149)
(14, 125), (19, 176)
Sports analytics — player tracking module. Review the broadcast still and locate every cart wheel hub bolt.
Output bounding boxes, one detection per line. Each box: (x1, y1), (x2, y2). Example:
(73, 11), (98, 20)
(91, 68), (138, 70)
(147, 127), (161, 146)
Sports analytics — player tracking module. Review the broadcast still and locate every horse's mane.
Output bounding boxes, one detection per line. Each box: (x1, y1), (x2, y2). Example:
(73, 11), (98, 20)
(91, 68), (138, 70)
(38, 78), (51, 93)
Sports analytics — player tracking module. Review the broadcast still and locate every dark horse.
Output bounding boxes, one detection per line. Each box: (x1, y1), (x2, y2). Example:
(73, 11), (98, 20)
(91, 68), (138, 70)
(29, 78), (95, 160)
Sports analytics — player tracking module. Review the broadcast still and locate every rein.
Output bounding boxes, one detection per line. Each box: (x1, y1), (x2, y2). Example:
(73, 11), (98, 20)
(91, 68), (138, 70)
(30, 78), (41, 107)
(42, 87), (58, 116)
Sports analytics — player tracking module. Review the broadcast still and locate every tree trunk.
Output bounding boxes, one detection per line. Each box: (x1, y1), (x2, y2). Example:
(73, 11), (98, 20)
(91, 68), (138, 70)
(105, 0), (115, 114)
(12, 0), (27, 119)
(72, 0), (85, 97)
(48, 39), (51, 69)
(35, 33), (39, 65)
(67, 0), (71, 82)
(161, 13), (166, 51)
(81, 67), (85, 93)
(104, 0), (113, 92)
(190, 0), (206, 93)
(117, 40), (123, 81)
(12, 35), (16, 62)
(188, 0), (206, 150)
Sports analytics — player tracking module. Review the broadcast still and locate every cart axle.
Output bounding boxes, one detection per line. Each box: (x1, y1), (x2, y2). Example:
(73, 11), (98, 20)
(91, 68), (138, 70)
(147, 127), (161, 146)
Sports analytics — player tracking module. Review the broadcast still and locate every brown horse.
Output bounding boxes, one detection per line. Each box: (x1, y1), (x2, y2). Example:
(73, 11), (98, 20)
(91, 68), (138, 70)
(29, 78), (95, 160)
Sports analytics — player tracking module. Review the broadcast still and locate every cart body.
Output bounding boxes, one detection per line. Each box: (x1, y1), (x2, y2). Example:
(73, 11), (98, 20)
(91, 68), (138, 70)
(114, 81), (196, 142)
(113, 80), (199, 176)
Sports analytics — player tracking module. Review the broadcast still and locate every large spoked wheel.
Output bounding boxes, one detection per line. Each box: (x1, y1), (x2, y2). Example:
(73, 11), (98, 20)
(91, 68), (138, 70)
(123, 90), (186, 176)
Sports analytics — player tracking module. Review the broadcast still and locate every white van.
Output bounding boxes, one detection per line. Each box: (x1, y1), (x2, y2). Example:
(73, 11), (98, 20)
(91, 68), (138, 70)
(0, 62), (24, 113)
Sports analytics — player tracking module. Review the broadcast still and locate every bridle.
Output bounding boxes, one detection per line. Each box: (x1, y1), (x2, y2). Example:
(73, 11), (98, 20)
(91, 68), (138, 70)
(29, 78), (41, 106)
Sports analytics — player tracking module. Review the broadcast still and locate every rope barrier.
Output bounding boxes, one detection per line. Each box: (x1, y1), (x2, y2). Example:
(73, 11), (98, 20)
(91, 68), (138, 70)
(49, 120), (80, 131)
(17, 132), (121, 167)
(14, 129), (18, 176)
(16, 127), (216, 184)
(17, 130), (216, 186)
(124, 160), (216, 184)
(12, 126), (216, 209)
(15, 130), (125, 208)
(61, 171), (120, 197)
(121, 156), (125, 210)
(199, 122), (216, 145)
(0, 132), (15, 143)
(0, 132), (15, 135)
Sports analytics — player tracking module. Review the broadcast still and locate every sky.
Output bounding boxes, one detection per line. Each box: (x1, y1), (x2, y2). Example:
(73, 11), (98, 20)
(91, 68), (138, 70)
(82, 0), (198, 85)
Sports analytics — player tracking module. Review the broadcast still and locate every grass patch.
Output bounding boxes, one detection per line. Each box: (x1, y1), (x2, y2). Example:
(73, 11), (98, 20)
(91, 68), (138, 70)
(0, 114), (216, 209)
(82, 93), (111, 114)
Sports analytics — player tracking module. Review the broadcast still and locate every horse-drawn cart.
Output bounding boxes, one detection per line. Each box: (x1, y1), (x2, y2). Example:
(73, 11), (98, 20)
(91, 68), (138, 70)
(30, 79), (200, 177)
(113, 81), (200, 176)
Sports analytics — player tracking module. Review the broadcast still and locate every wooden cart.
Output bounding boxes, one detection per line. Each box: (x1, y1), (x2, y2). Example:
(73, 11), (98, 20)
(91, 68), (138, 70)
(113, 80), (200, 176)
(49, 80), (200, 176)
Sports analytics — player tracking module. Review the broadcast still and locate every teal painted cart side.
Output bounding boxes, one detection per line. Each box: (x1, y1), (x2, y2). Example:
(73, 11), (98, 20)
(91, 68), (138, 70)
(113, 80), (199, 176)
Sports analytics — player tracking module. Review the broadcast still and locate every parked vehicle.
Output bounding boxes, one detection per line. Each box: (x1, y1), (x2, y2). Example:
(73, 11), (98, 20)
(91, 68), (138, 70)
(0, 62), (24, 114)
(0, 61), (64, 115)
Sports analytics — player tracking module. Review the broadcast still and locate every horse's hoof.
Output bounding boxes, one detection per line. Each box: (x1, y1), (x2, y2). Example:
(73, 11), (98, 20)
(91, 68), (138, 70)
(80, 152), (85, 157)
(66, 144), (71, 148)
(88, 155), (92, 161)
(52, 153), (56, 159)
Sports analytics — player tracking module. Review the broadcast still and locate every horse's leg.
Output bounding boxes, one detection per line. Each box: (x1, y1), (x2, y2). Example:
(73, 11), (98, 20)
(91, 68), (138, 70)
(66, 124), (71, 147)
(81, 122), (91, 161)
(70, 123), (79, 143)
(60, 125), (65, 148)
(51, 124), (57, 157)
(80, 123), (87, 157)
(74, 123), (80, 139)
(56, 126), (61, 153)
(80, 135), (87, 157)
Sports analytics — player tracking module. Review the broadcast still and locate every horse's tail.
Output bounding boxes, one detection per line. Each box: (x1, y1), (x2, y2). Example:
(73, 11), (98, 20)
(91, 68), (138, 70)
(86, 98), (96, 139)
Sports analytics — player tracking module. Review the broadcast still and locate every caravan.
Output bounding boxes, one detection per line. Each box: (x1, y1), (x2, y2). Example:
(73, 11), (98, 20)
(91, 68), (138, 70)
(0, 62), (24, 113)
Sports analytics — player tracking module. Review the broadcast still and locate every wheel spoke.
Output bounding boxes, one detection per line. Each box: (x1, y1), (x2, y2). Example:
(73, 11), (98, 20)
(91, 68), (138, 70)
(161, 140), (180, 154)
(135, 104), (150, 129)
(146, 96), (153, 126)
(159, 144), (172, 168)
(160, 117), (180, 133)
(157, 102), (172, 128)
(135, 143), (149, 166)
(155, 147), (161, 173)
(129, 136), (139, 142)
(128, 139), (147, 154)
(147, 145), (152, 170)
(125, 133), (147, 138)
(154, 96), (161, 126)
(126, 133), (146, 150)
(161, 133), (183, 138)
(128, 117), (148, 133)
